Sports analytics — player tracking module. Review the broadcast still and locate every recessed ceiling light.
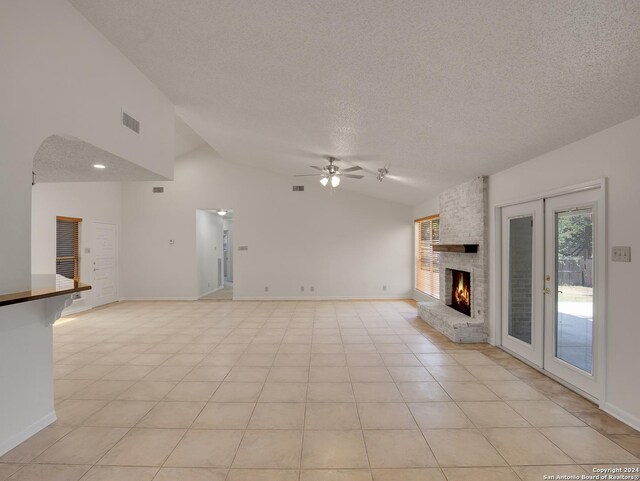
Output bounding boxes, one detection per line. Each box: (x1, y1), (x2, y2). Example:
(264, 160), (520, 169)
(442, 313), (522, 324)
(93, 164), (106, 169)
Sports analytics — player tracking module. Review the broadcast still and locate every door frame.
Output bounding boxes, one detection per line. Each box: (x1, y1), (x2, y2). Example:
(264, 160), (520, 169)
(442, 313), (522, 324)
(493, 178), (607, 404)
(91, 221), (119, 308)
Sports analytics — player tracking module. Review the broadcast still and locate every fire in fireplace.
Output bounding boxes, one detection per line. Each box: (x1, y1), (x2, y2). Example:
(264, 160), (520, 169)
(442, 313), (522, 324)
(450, 269), (471, 316)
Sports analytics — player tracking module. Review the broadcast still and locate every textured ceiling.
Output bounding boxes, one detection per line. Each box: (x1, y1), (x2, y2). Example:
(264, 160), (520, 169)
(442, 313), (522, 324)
(34, 135), (166, 182)
(69, 0), (640, 205)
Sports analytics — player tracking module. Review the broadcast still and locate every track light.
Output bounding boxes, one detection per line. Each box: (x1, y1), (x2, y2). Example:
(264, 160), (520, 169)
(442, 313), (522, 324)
(376, 166), (389, 182)
(331, 175), (340, 187)
(320, 177), (329, 186)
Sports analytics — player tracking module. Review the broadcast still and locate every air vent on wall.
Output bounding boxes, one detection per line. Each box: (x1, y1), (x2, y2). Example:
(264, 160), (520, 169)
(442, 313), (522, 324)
(292, 185), (305, 191)
(153, 187), (164, 193)
(122, 111), (140, 134)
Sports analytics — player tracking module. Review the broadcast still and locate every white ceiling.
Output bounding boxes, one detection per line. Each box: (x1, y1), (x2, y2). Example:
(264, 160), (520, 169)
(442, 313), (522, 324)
(70, 0), (640, 205)
(34, 134), (167, 183)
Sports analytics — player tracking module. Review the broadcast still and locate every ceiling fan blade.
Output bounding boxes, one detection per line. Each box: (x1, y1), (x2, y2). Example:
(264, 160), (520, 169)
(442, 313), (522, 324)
(310, 165), (324, 171)
(294, 173), (323, 177)
(341, 166), (363, 172)
(342, 174), (365, 179)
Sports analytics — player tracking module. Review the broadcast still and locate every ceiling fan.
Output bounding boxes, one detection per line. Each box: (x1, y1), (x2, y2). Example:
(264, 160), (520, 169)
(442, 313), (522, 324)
(295, 156), (364, 187)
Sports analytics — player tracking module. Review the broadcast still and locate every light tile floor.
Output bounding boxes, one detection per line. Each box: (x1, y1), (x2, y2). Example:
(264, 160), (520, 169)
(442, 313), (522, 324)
(1, 300), (639, 481)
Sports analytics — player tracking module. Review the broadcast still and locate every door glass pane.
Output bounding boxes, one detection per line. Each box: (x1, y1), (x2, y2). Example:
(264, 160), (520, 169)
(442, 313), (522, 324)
(508, 216), (533, 344)
(555, 208), (593, 373)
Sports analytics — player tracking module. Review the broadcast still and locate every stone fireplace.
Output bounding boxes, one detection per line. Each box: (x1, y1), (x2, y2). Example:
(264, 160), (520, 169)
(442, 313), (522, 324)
(417, 176), (488, 343)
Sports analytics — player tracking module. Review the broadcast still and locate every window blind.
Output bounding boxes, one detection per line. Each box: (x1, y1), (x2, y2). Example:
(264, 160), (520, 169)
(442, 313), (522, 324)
(415, 215), (440, 298)
(56, 216), (81, 284)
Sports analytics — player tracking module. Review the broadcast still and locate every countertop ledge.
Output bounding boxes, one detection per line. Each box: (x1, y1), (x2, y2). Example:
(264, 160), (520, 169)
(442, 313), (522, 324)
(0, 281), (91, 308)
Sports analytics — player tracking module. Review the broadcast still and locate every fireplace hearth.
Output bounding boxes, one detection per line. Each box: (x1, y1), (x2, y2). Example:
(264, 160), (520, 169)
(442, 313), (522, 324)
(449, 269), (471, 316)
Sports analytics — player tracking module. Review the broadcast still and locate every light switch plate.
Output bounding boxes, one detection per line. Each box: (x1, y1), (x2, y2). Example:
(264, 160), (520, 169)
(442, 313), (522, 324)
(612, 246), (631, 262)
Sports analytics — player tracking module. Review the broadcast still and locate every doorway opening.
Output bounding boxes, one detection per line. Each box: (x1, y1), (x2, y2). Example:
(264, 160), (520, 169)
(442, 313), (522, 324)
(196, 208), (233, 300)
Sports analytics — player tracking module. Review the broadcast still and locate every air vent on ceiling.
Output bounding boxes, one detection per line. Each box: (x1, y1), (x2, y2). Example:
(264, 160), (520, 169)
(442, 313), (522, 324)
(292, 185), (305, 191)
(122, 110), (140, 134)
(153, 187), (164, 193)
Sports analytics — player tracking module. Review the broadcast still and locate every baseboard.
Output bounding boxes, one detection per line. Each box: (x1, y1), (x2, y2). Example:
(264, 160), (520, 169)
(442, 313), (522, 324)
(61, 304), (92, 316)
(232, 295), (413, 301)
(198, 286), (223, 299)
(0, 411), (57, 457)
(601, 402), (640, 432)
(120, 297), (199, 301)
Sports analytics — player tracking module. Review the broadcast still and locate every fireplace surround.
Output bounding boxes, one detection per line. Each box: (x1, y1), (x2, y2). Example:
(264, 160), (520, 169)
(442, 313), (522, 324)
(417, 176), (488, 343)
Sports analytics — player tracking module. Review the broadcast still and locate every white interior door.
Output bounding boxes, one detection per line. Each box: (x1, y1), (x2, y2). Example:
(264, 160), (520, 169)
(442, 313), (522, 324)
(92, 222), (118, 307)
(501, 200), (544, 367)
(544, 188), (603, 399)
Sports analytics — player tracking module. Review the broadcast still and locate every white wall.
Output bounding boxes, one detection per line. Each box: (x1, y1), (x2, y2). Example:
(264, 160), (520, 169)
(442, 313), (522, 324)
(196, 209), (224, 296)
(0, 0), (174, 455)
(0, 0), (174, 294)
(122, 147), (414, 300)
(488, 114), (640, 429)
(31, 182), (122, 313)
(0, 302), (55, 455)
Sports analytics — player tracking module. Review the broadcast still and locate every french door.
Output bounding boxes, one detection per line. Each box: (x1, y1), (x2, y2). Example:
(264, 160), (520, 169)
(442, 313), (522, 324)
(501, 186), (603, 399)
(501, 200), (544, 366)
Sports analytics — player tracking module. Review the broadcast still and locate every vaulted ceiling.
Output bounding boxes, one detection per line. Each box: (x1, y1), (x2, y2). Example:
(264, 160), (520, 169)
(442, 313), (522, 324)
(70, 0), (640, 205)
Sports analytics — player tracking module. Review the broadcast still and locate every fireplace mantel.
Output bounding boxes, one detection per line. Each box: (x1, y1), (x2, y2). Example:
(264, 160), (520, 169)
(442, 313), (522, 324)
(432, 244), (478, 253)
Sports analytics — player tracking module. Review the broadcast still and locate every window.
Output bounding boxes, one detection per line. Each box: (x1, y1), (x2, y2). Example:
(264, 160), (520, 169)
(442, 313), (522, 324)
(415, 215), (440, 298)
(56, 216), (82, 284)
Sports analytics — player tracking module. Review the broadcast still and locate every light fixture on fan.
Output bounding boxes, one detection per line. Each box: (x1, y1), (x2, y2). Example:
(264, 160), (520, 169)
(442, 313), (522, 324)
(295, 156), (364, 189)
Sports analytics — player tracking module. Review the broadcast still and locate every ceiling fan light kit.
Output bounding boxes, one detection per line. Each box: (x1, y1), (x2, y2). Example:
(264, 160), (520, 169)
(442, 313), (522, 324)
(294, 155), (366, 189)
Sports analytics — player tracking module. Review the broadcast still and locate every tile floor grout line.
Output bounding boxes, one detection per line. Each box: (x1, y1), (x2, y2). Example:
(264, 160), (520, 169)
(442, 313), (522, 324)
(221, 360), (269, 481)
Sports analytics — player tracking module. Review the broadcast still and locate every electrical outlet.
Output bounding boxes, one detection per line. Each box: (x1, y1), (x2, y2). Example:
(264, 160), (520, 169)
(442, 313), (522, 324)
(612, 246), (631, 262)
(310, 286), (315, 292)
(300, 286), (305, 292)
(265, 286), (269, 292)
(383, 285), (387, 291)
